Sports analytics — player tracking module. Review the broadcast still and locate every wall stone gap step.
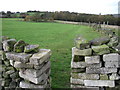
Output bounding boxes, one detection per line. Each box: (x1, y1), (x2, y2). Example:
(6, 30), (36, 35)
(19, 81), (48, 88)
(30, 49), (51, 65)
(71, 73), (99, 80)
(19, 69), (50, 84)
(6, 52), (32, 63)
(19, 61), (50, 78)
(84, 80), (115, 87)
(103, 53), (120, 62)
(71, 60), (102, 69)
(72, 47), (92, 56)
(86, 67), (117, 74)
(70, 77), (84, 85)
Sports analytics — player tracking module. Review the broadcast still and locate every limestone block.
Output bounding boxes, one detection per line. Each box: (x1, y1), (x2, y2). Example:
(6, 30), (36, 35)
(30, 49), (51, 65)
(110, 73), (120, 80)
(2, 39), (17, 52)
(90, 36), (110, 46)
(34, 63), (45, 70)
(71, 85), (100, 90)
(86, 67), (117, 74)
(34, 59), (50, 70)
(84, 80), (115, 87)
(103, 53), (120, 62)
(71, 61), (86, 68)
(9, 60), (14, 66)
(71, 73), (99, 80)
(72, 47), (92, 56)
(19, 71), (48, 84)
(14, 61), (34, 69)
(19, 81), (48, 88)
(85, 56), (100, 64)
(86, 62), (102, 68)
(105, 62), (120, 68)
(70, 77), (84, 85)
(19, 61), (50, 77)
(71, 60), (101, 69)
(6, 52), (32, 63)
(24, 44), (39, 53)
(92, 45), (110, 55)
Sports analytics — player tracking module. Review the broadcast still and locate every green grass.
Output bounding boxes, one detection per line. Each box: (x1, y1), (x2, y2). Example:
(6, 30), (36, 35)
(2, 18), (103, 88)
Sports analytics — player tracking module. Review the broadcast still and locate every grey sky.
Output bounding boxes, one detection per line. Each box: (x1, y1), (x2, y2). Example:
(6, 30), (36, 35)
(1, 0), (119, 14)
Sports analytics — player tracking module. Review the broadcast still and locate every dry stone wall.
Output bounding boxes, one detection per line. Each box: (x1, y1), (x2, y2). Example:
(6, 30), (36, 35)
(71, 35), (120, 90)
(0, 36), (51, 89)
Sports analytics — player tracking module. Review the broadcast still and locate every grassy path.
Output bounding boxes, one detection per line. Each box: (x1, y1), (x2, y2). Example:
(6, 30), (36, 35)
(2, 18), (103, 88)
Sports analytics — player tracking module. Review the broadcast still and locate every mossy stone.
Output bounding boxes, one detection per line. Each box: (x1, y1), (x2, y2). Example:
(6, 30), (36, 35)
(14, 40), (27, 53)
(107, 36), (119, 47)
(2, 39), (17, 52)
(3, 60), (10, 66)
(100, 74), (108, 80)
(24, 44), (39, 53)
(0, 51), (6, 60)
(92, 45), (110, 55)
(75, 37), (90, 50)
(6, 66), (15, 71)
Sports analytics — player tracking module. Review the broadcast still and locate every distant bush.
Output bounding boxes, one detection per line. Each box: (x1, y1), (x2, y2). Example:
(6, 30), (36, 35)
(24, 16), (32, 21)
(24, 13), (54, 22)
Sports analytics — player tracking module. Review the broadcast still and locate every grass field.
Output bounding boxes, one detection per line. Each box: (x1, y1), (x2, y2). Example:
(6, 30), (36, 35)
(2, 18), (103, 88)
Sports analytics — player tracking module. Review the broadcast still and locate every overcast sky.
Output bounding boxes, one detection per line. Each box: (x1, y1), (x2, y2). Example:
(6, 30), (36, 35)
(1, 0), (119, 14)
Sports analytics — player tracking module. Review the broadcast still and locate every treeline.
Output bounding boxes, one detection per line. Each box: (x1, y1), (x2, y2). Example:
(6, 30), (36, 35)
(0, 11), (28, 18)
(1, 11), (119, 26)
(52, 11), (119, 25)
